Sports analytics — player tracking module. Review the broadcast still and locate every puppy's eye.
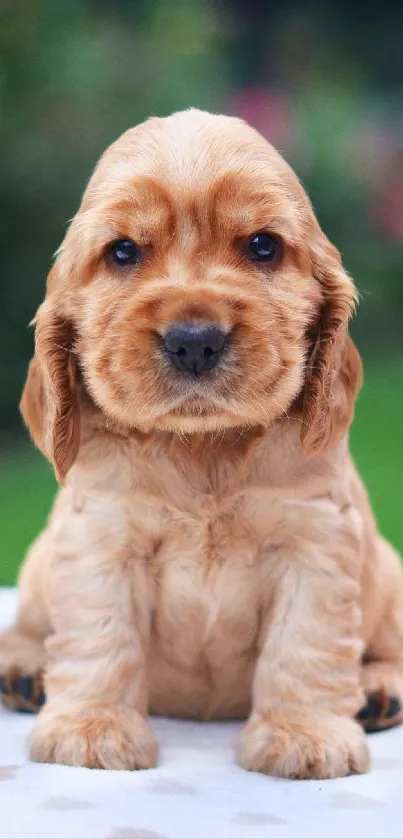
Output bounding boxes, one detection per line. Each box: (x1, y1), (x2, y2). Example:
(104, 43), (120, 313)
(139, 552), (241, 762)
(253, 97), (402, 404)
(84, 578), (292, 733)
(247, 232), (279, 262)
(109, 239), (139, 266)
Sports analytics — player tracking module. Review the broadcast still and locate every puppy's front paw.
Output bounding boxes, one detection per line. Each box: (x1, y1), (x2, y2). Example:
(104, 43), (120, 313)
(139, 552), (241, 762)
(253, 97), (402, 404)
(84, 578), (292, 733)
(29, 702), (158, 770)
(236, 712), (369, 779)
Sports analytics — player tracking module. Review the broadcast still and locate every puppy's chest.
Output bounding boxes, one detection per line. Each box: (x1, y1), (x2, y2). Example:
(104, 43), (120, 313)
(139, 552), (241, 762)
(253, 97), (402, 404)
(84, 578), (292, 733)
(142, 484), (293, 659)
(133, 464), (344, 662)
(148, 497), (258, 661)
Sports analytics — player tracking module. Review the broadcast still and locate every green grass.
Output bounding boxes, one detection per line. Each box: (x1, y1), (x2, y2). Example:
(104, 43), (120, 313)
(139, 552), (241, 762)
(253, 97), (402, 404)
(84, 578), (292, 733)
(350, 360), (402, 551)
(0, 361), (402, 586)
(0, 448), (56, 585)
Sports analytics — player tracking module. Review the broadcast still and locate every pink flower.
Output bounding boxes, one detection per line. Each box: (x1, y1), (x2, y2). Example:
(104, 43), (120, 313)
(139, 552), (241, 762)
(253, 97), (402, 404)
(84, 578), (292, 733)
(374, 178), (403, 241)
(227, 87), (295, 149)
(349, 121), (400, 188)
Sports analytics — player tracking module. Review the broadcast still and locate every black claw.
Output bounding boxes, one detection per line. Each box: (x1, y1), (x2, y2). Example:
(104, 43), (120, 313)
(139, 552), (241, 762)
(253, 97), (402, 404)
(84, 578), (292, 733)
(357, 691), (403, 733)
(0, 673), (45, 713)
(13, 677), (35, 702)
(385, 696), (401, 719)
(357, 694), (382, 721)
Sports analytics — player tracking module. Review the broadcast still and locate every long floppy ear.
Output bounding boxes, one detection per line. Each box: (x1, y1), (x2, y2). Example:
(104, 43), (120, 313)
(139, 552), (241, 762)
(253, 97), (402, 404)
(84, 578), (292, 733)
(301, 232), (363, 456)
(20, 268), (80, 483)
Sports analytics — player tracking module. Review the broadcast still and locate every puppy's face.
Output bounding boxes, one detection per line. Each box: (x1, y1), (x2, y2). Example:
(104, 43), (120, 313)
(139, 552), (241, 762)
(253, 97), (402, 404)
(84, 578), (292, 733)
(54, 110), (323, 433)
(22, 110), (362, 480)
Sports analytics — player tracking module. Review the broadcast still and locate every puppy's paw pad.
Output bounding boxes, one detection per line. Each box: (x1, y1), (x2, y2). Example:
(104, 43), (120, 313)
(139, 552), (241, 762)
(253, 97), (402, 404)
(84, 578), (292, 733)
(236, 714), (369, 780)
(29, 705), (158, 770)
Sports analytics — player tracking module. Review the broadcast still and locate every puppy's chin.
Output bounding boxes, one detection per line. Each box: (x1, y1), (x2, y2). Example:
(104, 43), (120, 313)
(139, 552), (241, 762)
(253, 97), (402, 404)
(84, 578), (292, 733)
(134, 398), (286, 436)
(149, 409), (250, 435)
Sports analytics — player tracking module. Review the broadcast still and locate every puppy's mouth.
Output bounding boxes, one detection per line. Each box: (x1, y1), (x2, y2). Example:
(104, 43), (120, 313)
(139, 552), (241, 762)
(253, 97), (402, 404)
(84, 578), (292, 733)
(142, 371), (241, 431)
(159, 387), (229, 419)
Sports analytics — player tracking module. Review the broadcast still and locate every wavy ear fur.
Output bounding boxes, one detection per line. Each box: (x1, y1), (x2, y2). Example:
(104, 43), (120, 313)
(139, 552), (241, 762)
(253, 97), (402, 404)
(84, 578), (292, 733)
(20, 266), (79, 483)
(301, 233), (363, 456)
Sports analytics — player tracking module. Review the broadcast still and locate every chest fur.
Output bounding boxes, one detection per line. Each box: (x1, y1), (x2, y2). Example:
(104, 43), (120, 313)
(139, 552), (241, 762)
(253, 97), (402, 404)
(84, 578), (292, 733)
(140, 475), (348, 657)
(150, 500), (261, 657)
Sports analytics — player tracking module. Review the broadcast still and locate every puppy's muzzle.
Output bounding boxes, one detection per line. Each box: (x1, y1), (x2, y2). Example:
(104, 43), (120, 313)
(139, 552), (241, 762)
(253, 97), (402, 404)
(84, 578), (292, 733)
(163, 323), (227, 374)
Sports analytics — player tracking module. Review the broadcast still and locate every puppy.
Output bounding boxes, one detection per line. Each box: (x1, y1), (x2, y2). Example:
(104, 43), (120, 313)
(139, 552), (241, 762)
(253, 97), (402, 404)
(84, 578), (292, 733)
(1, 109), (402, 779)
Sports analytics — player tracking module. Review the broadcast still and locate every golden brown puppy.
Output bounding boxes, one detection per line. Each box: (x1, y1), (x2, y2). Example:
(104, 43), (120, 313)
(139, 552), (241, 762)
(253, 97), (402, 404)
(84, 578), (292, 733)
(1, 108), (403, 778)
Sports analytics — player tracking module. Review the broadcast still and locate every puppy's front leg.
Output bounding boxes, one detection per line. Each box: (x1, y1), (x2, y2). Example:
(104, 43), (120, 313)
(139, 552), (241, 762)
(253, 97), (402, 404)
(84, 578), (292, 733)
(237, 527), (369, 779)
(29, 507), (157, 770)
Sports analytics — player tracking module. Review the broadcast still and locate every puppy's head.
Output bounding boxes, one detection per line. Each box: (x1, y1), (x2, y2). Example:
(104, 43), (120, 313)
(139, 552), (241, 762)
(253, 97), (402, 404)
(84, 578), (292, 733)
(21, 109), (362, 481)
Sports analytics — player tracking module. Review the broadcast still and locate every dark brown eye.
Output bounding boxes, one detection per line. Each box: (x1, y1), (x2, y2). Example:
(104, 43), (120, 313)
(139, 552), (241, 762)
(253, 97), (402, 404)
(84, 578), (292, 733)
(247, 232), (279, 262)
(109, 239), (139, 266)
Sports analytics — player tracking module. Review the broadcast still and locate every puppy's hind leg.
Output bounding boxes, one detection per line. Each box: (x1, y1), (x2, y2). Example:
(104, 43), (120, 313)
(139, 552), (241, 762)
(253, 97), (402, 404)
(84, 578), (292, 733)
(358, 538), (403, 733)
(0, 530), (51, 712)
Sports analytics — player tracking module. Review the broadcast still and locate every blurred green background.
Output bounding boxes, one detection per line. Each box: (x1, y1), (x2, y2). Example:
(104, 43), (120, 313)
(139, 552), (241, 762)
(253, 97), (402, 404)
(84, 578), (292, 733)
(0, 0), (402, 585)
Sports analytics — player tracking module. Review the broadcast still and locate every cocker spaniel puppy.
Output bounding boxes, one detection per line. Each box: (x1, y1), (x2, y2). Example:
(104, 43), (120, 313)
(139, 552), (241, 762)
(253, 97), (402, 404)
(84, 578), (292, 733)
(1, 109), (402, 779)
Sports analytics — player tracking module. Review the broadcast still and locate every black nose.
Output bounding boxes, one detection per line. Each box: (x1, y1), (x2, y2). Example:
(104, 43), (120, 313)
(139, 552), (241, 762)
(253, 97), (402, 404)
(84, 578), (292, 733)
(163, 323), (226, 374)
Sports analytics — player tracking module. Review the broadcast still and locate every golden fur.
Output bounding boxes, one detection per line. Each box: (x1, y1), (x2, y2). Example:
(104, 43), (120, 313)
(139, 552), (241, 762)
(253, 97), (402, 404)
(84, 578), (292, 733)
(2, 109), (403, 779)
